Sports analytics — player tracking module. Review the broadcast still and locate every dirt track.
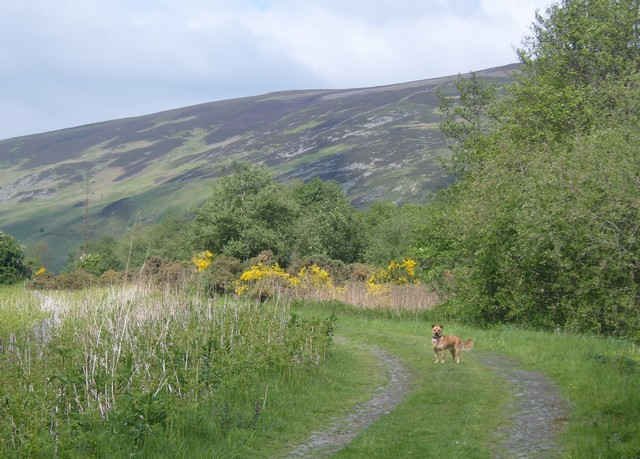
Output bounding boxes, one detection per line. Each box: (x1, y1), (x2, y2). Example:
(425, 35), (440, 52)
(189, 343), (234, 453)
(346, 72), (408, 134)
(286, 345), (411, 458)
(286, 340), (569, 458)
(477, 352), (570, 458)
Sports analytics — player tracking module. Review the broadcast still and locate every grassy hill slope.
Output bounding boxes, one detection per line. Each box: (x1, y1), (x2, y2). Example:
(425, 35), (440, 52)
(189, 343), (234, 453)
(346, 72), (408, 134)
(0, 64), (517, 269)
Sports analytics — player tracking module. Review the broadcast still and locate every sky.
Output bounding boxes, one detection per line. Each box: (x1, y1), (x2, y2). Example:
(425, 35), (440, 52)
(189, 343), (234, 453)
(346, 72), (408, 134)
(1, 0), (553, 140)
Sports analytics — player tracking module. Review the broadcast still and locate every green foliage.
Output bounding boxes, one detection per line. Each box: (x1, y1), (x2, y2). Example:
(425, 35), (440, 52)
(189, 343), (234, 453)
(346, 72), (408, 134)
(292, 179), (366, 263)
(70, 237), (122, 276)
(119, 213), (193, 268)
(509, 0), (640, 144)
(192, 166), (365, 265)
(427, 0), (640, 337)
(362, 202), (424, 266)
(0, 286), (335, 457)
(438, 72), (498, 174)
(192, 163), (298, 263)
(198, 254), (243, 295)
(0, 231), (30, 284)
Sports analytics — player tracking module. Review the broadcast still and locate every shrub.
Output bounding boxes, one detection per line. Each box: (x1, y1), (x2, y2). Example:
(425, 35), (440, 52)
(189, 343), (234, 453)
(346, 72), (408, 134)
(348, 263), (375, 282)
(28, 269), (97, 290)
(0, 232), (30, 284)
(198, 255), (243, 295)
(235, 263), (298, 301)
(100, 269), (123, 286)
(289, 255), (349, 282)
(139, 256), (190, 285)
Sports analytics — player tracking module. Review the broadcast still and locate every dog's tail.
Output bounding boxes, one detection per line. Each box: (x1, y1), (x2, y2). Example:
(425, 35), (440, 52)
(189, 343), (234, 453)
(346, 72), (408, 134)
(462, 339), (474, 351)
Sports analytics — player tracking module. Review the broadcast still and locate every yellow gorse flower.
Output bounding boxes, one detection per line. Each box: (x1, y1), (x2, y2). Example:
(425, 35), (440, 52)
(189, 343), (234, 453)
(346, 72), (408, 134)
(367, 258), (418, 294)
(35, 266), (47, 276)
(235, 263), (298, 295)
(297, 264), (332, 288)
(192, 250), (214, 272)
(402, 258), (417, 277)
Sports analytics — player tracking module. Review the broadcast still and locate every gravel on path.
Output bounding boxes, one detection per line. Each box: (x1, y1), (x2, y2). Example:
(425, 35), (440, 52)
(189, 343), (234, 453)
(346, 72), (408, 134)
(285, 344), (411, 458)
(477, 352), (570, 459)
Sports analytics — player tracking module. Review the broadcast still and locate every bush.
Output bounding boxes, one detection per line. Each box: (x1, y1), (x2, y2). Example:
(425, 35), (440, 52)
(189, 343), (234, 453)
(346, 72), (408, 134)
(289, 255), (349, 283)
(72, 237), (123, 276)
(28, 269), (97, 290)
(139, 256), (190, 285)
(199, 255), (243, 295)
(0, 232), (30, 284)
(100, 269), (123, 286)
(428, 0), (640, 337)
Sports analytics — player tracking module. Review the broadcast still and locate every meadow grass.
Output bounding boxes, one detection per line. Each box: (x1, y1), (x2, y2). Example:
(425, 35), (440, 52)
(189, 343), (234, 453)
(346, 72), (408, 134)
(297, 301), (640, 459)
(3, 284), (638, 457)
(0, 284), (46, 338)
(0, 285), (384, 458)
(146, 339), (384, 458)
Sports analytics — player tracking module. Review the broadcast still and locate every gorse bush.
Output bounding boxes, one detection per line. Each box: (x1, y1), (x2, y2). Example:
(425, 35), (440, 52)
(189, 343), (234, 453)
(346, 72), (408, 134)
(0, 285), (334, 456)
(235, 262), (298, 300)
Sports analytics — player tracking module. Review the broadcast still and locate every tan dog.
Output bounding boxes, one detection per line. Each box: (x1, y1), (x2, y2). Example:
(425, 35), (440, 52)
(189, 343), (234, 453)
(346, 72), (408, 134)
(431, 324), (474, 364)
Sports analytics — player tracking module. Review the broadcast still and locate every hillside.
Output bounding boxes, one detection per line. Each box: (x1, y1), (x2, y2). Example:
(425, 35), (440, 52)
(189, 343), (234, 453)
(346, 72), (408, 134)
(0, 64), (517, 269)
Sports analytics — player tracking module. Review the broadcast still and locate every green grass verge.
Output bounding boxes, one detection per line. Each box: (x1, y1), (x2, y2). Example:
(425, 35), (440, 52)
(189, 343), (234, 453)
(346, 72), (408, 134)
(0, 287), (385, 458)
(296, 303), (506, 458)
(295, 301), (640, 459)
(139, 340), (384, 458)
(472, 326), (640, 458)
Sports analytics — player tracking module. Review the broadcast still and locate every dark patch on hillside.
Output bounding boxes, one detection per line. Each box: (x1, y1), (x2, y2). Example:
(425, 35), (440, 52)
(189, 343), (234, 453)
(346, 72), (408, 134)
(99, 198), (135, 219)
(110, 138), (184, 181)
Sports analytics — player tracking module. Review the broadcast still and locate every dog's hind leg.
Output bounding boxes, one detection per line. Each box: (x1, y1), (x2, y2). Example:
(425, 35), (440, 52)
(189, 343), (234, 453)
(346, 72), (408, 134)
(452, 346), (462, 364)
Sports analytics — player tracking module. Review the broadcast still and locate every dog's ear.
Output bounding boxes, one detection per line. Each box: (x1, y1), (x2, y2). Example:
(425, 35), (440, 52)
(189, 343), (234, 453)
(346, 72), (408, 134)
(431, 324), (435, 328)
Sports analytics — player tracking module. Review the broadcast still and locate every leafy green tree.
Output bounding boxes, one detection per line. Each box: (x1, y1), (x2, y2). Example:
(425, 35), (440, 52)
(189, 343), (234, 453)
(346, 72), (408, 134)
(0, 232), (31, 284)
(73, 237), (123, 276)
(429, 0), (640, 337)
(506, 0), (640, 144)
(120, 213), (193, 268)
(291, 179), (365, 263)
(361, 202), (424, 265)
(439, 73), (497, 175)
(192, 163), (299, 263)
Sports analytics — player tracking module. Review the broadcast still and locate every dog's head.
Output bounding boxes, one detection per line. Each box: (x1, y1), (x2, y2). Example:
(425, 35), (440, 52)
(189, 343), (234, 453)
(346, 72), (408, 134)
(431, 324), (443, 339)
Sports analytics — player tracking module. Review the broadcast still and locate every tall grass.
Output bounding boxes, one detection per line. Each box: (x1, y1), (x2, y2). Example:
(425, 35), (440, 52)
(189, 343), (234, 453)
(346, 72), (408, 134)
(0, 284), (334, 457)
(290, 282), (439, 313)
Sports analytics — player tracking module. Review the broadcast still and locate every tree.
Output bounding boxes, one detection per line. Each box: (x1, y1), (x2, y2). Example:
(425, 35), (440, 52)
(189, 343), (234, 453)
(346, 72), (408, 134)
(291, 179), (366, 263)
(506, 0), (640, 144)
(439, 73), (497, 175)
(73, 237), (123, 276)
(0, 232), (30, 284)
(192, 163), (299, 263)
(362, 202), (424, 265)
(429, 0), (640, 336)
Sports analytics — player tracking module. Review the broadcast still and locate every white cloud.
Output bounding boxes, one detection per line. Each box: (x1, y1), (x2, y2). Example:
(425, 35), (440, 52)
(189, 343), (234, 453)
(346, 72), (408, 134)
(0, 0), (554, 139)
